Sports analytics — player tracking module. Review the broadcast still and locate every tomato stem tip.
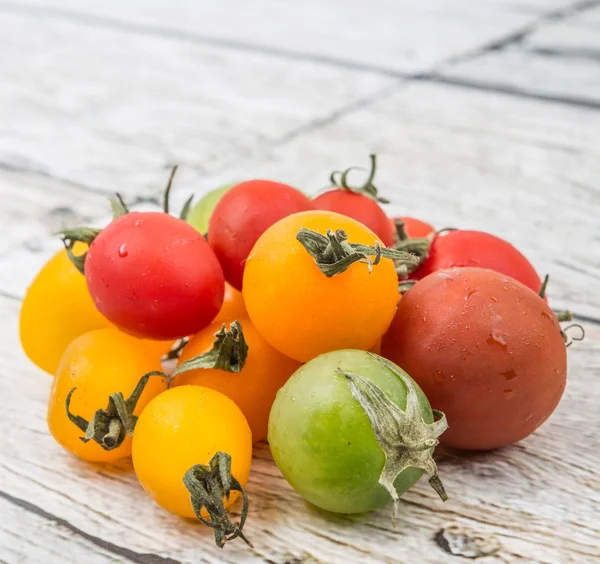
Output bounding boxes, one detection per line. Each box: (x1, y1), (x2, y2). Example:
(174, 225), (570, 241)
(329, 154), (389, 204)
(65, 371), (167, 450)
(296, 228), (418, 277)
(183, 452), (252, 549)
(337, 354), (449, 520)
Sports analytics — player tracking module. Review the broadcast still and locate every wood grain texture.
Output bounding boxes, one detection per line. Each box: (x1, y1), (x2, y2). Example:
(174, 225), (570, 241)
(0, 0), (575, 74)
(439, 5), (600, 106)
(2, 293), (599, 563)
(0, 9), (393, 195)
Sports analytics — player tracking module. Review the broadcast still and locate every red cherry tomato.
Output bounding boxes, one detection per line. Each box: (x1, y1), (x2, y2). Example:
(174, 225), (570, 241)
(389, 216), (434, 239)
(382, 267), (567, 450)
(85, 212), (224, 340)
(208, 180), (313, 290)
(411, 230), (542, 293)
(314, 190), (395, 247)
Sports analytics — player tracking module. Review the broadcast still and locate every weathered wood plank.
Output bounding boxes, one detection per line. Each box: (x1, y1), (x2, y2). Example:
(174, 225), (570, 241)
(0, 9), (393, 194)
(0, 496), (122, 564)
(1, 0), (576, 74)
(1, 290), (599, 563)
(439, 6), (600, 106)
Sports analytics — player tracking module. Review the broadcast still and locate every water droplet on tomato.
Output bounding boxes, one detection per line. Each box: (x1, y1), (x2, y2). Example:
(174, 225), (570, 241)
(118, 244), (128, 257)
(491, 296), (498, 302)
(503, 389), (515, 399)
(433, 371), (446, 383)
(448, 374), (456, 382)
(540, 311), (553, 321)
(465, 288), (478, 301)
(487, 330), (507, 351)
(525, 412), (534, 421)
(502, 368), (517, 380)
(135, 219), (143, 227)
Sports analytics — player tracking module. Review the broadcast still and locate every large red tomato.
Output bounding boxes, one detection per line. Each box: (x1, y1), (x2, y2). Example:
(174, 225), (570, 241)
(382, 267), (567, 450)
(208, 180), (313, 290)
(84, 212), (224, 340)
(410, 230), (542, 294)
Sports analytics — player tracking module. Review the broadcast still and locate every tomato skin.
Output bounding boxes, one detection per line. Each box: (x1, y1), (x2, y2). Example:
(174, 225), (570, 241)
(20, 243), (113, 375)
(85, 212), (224, 340)
(269, 350), (434, 514)
(314, 190), (395, 247)
(382, 267), (566, 450)
(208, 180), (314, 290)
(132, 386), (252, 518)
(174, 318), (301, 442)
(243, 211), (399, 363)
(213, 282), (247, 325)
(410, 230), (542, 293)
(48, 328), (167, 462)
(389, 216), (434, 239)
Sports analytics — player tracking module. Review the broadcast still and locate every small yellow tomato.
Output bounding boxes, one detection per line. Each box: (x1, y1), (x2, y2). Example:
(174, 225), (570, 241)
(20, 243), (112, 375)
(48, 328), (167, 462)
(132, 386), (252, 519)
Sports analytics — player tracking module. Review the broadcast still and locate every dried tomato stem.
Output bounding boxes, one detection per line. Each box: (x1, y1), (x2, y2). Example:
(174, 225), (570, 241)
(297, 228), (418, 277)
(183, 452), (252, 548)
(329, 154), (389, 204)
(172, 321), (248, 376)
(65, 371), (167, 450)
(163, 165), (179, 214)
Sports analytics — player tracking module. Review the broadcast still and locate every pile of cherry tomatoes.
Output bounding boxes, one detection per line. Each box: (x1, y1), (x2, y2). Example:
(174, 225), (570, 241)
(20, 156), (580, 548)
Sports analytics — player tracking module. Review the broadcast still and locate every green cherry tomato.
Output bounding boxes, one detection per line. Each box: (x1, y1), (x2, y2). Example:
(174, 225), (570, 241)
(268, 350), (447, 515)
(186, 184), (234, 234)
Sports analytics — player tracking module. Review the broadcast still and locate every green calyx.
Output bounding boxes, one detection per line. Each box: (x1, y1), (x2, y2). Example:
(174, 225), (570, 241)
(392, 218), (434, 278)
(297, 228), (419, 277)
(60, 227), (102, 275)
(173, 321), (248, 377)
(337, 353), (448, 521)
(183, 452), (252, 548)
(65, 371), (166, 450)
(329, 154), (389, 204)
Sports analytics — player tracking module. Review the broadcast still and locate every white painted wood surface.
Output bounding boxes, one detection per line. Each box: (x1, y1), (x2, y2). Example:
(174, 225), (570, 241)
(1, 1), (599, 563)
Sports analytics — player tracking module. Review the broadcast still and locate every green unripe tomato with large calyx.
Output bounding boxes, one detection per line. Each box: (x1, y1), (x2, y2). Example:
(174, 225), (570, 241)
(268, 350), (448, 516)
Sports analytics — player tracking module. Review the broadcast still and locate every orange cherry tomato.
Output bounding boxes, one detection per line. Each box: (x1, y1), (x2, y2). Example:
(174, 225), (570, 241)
(21, 243), (112, 375)
(243, 210), (399, 362)
(132, 386), (252, 519)
(213, 282), (247, 324)
(174, 318), (301, 442)
(48, 328), (167, 462)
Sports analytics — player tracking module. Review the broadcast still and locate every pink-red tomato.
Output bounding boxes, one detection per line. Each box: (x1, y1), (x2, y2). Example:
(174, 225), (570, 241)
(314, 190), (395, 247)
(389, 216), (434, 239)
(85, 212), (224, 340)
(382, 267), (566, 450)
(410, 230), (542, 294)
(208, 180), (313, 290)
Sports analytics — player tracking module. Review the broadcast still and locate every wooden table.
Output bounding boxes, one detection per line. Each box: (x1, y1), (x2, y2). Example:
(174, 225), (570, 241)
(1, 1), (599, 562)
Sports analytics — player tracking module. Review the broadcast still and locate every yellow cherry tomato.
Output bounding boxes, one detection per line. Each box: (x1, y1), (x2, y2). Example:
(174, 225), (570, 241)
(48, 328), (167, 462)
(213, 282), (247, 324)
(174, 318), (301, 442)
(243, 211), (399, 362)
(132, 386), (252, 519)
(21, 243), (112, 375)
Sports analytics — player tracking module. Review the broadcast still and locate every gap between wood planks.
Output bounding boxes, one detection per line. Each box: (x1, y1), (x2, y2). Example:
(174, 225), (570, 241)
(0, 0), (599, 113)
(0, 490), (181, 564)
